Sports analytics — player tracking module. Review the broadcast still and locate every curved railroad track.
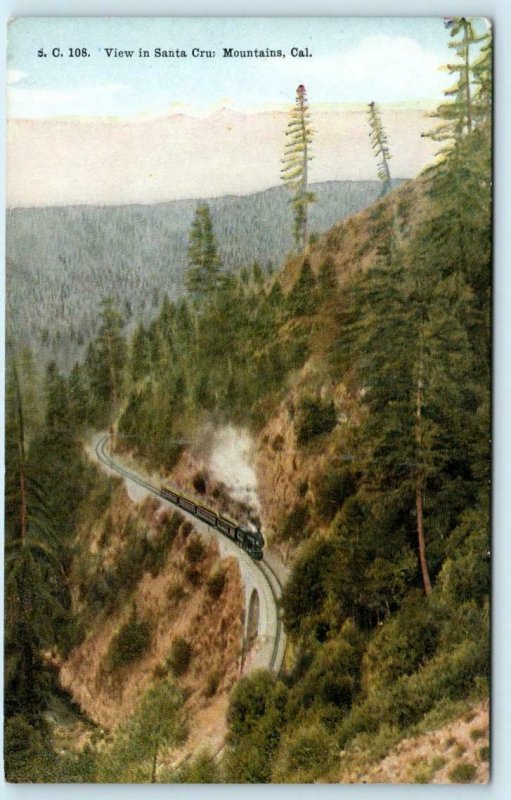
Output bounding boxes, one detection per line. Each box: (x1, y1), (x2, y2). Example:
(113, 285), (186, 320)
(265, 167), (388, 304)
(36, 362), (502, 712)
(93, 432), (288, 776)
(94, 433), (287, 675)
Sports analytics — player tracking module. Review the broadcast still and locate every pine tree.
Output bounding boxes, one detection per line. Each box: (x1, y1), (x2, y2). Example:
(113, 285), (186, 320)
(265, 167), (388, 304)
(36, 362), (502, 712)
(472, 27), (492, 126)
(287, 259), (318, 316)
(367, 101), (392, 195)
(68, 362), (89, 427)
(130, 322), (151, 383)
(98, 679), (185, 782)
(5, 361), (65, 716)
(281, 84), (315, 249)
(425, 18), (479, 147)
(185, 203), (222, 298)
(87, 299), (126, 419)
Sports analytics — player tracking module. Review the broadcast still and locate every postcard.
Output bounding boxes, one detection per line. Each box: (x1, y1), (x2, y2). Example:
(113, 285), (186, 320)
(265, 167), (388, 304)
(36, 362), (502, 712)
(5, 16), (491, 784)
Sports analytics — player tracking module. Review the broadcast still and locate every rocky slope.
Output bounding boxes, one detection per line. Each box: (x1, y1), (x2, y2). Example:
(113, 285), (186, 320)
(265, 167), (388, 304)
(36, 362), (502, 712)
(60, 486), (244, 759)
(340, 700), (489, 784)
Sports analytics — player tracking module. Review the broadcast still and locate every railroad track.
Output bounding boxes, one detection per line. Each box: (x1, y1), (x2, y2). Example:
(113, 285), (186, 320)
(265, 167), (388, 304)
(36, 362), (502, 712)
(94, 434), (287, 674)
(93, 432), (289, 777)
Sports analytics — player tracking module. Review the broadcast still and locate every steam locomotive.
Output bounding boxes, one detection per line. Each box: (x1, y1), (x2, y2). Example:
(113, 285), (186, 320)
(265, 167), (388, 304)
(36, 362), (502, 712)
(160, 483), (265, 561)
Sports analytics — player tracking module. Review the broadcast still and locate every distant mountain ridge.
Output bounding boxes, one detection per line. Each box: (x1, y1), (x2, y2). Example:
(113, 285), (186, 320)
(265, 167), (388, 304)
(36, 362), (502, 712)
(7, 179), (402, 369)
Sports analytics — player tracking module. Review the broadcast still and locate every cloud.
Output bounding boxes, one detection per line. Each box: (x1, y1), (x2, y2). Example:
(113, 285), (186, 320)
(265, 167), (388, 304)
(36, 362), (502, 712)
(7, 69), (28, 85)
(8, 82), (130, 118)
(275, 35), (446, 105)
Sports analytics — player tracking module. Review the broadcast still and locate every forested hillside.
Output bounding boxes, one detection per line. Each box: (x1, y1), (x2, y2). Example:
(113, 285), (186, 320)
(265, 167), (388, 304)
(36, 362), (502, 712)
(4, 18), (490, 784)
(6, 180), (400, 370)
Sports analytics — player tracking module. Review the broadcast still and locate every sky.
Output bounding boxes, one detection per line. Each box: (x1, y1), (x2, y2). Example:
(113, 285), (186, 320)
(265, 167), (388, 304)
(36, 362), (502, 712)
(6, 16), (489, 206)
(6, 17), (489, 118)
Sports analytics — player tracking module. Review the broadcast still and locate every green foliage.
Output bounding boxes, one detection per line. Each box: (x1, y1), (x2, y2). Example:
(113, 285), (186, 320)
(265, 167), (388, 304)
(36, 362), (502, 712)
(171, 749), (221, 783)
(362, 593), (441, 692)
(167, 637), (192, 677)
(185, 203), (222, 298)
(367, 101), (392, 194)
(479, 746), (490, 762)
(185, 535), (206, 564)
(448, 762), (477, 783)
(108, 615), (152, 669)
(192, 471), (207, 493)
(277, 502), (309, 543)
(287, 259), (318, 316)
(272, 720), (337, 782)
(296, 396), (336, 445)
(286, 622), (365, 723)
(225, 670), (287, 783)
(281, 84), (315, 249)
(4, 715), (55, 782)
(281, 537), (335, 636)
(204, 670), (221, 698)
(86, 298), (126, 422)
(98, 678), (186, 782)
(313, 466), (357, 521)
(206, 567), (226, 599)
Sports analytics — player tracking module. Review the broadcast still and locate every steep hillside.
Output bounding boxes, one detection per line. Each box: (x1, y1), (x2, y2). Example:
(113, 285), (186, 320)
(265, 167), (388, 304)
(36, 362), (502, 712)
(340, 700), (489, 784)
(60, 483), (244, 764)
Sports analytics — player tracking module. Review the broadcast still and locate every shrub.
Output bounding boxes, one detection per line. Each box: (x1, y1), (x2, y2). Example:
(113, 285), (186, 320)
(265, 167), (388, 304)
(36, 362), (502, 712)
(448, 762), (477, 783)
(181, 521), (193, 538)
(185, 567), (202, 587)
(192, 472), (207, 494)
(153, 662), (168, 679)
(277, 502), (309, 543)
(296, 397), (336, 445)
(227, 670), (277, 744)
(314, 468), (357, 521)
(362, 594), (441, 693)
(204, 670), (221, 698)
(470, 727), (486, 741)
(167, 580), (187, 604)
(272, 434), (284, 452)
(108, 617), (152, 669)
(281, 537), (335, 635)
(479, 746), (490, 762)
(186, 536), (205, 564)
(287, 633), (364, 719)
(161, 511), (184, 549)
(206, 568), (226, 600)
(297, 480), (308, 498)
(171, 749), (221, 783)
(272, 721), (337, 782)
(167, 637), (192, 677)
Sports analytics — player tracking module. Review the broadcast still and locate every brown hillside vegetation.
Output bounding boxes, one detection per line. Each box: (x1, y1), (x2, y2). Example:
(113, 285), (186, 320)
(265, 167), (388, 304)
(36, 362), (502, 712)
(341, 699), (489, 784)
(60, 487), (244, 755)
(280, 177), (426, 292)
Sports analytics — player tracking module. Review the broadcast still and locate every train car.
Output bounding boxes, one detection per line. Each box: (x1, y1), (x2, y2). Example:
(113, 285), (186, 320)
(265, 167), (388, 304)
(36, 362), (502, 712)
(161, 486), (179, 503)
(196, 505), (217, 526)
(178, 496), (196, 514)
(160, 482), (264, 561)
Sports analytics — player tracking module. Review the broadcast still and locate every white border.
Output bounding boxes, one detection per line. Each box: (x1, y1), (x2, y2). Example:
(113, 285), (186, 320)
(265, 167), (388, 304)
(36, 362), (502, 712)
(1, 1), (510, 799)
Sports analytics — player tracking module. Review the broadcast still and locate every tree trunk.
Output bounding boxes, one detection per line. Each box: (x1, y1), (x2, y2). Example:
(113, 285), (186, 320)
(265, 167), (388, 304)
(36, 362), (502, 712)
(463, 19), (473, 132)
(13, 365), (27, 542)
(415, 361), (432, 595)
(299, 90), (308, 249)
(416, 477), (432, 595)
(150, 743), (159, 783)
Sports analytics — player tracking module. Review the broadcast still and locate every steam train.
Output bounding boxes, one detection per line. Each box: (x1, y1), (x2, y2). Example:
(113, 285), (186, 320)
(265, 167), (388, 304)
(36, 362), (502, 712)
(160, 483), (265, 561)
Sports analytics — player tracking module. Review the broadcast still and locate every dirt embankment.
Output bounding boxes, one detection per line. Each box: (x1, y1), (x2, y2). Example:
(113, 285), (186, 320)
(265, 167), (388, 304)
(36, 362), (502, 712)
(341, 700), (489, 784)
(60, 492), (244, 756)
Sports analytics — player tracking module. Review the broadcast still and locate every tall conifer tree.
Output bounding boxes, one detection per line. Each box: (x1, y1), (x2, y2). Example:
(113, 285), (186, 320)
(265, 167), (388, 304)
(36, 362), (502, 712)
(185, 203), (222, 298)
(281, 84), (315, 250)
(367, 101), (392, 195)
